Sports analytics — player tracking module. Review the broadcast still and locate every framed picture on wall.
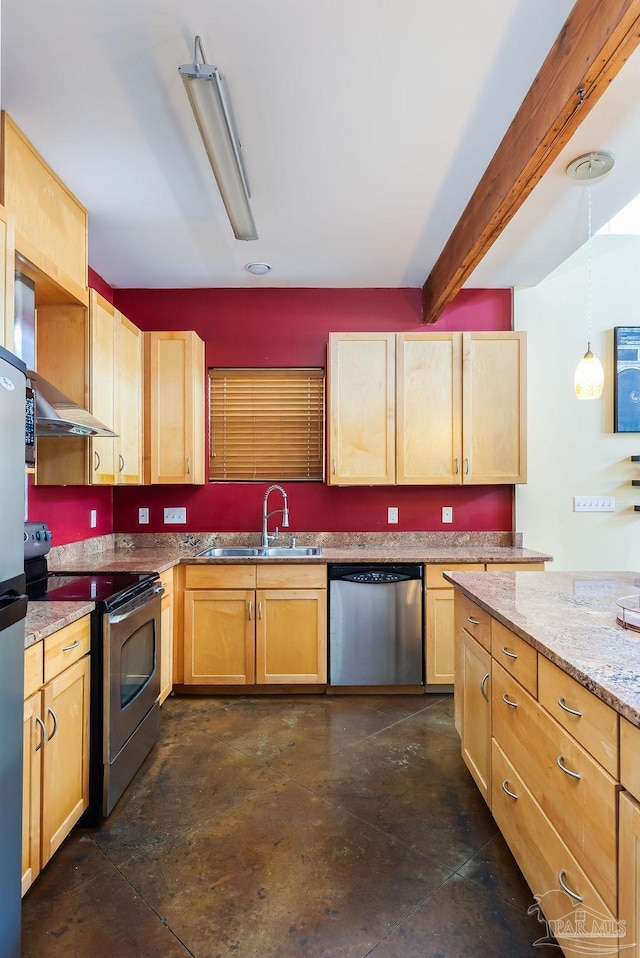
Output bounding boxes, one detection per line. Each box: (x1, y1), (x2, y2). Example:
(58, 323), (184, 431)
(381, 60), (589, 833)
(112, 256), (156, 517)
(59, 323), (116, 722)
(614, 326), (640, 432)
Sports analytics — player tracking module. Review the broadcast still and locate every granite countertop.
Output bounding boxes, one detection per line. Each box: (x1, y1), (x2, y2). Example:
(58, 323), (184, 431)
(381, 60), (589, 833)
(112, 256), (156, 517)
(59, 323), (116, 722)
(25, 601), (95, 649)
(445, 569), (640, 726)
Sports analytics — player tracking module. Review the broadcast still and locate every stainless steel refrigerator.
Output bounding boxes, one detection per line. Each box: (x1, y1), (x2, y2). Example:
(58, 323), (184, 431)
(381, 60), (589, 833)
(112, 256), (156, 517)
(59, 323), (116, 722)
(0, 344), (27, 957)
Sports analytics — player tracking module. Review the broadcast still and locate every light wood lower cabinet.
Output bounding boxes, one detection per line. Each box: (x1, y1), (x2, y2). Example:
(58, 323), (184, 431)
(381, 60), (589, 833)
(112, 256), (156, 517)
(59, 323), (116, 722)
(620, 791), (640, 958)
(159, 567), (175, 704)
(22, 619), (91, 896)
(183, 564), (327, 686)
(460, 627), (491, 804)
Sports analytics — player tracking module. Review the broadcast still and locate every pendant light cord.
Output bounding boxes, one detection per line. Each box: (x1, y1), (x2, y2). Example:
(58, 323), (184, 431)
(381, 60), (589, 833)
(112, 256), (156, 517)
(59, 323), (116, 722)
(587, 156), (593, 352)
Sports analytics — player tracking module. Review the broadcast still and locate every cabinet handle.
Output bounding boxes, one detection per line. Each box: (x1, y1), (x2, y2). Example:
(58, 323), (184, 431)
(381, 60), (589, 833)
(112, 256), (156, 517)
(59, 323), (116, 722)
(502, 693), (518, 708)
(558, 870), (583, 903)
(501, 646), (518, 660)
(186, 457), (191, 474)
(258, 601), (263, 620)
(480, 672), (489, 701)
(556, 755), (581, 780)
(332, 458), (336, 475)
(47, 707), (58, 742)
(35, 715), (46, 752)
(501, 780), (518, 800)
(248, 601), (252, 621)
(61, 639), (80, 652)
(558, 697), (582, 717)
(467, 616), (480, 625)
(119, 454), (125, 473)
(464, 458), (469, 475)
(94, 450), (101, 471)
(454, 458), (459, 474)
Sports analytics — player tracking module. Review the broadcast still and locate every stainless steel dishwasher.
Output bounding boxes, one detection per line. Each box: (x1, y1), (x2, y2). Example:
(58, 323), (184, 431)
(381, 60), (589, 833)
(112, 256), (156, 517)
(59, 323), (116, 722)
(328, 564), (424, 686)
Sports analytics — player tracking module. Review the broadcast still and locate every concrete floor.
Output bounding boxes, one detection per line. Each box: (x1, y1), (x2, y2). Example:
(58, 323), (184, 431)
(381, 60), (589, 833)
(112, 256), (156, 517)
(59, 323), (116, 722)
(22, 694), (557, 957)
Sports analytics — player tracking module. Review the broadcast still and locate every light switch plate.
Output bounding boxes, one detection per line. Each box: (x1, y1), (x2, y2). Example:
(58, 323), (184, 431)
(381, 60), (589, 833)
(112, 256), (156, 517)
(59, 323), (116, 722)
(573, 496), (615, 512)
(442, 506), (453, 523)
(138, 508), (149, 524)
(164, 507), (187, 524)
(387, 507), (398, 524)
(90, 509), (97, 528)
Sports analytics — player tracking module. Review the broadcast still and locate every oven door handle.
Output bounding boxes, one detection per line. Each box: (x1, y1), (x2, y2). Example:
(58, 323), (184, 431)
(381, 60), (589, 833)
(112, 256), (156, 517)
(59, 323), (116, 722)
(108, 585), (164, 624)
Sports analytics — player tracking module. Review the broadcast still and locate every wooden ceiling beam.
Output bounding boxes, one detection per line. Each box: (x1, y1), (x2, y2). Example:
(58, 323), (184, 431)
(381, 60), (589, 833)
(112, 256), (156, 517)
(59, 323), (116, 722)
(422, 0), (640, 324)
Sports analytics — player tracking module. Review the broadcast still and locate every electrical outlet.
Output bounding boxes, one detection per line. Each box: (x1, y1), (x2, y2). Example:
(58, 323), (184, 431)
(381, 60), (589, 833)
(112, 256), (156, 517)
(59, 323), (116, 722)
(138, 508), (149, 524)
(442, 506), (453, 523)
(164, 507), (187, 524)
(90, 509), (97, 528)
(388, 507), (398, 524)
(573, 496), (615, 513)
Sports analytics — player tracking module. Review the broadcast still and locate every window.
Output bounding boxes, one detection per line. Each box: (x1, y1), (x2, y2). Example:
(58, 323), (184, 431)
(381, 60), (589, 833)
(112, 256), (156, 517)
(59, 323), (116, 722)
(209, 368), (325, 481)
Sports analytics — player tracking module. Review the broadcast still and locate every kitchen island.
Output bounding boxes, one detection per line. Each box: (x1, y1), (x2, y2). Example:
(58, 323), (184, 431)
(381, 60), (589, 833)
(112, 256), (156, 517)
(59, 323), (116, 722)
(445, 569), (640, 958)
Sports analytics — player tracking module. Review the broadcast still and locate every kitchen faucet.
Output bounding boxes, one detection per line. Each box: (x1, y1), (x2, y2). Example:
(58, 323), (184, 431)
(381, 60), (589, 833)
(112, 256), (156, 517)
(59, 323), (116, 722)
(261, 484), (289, 550)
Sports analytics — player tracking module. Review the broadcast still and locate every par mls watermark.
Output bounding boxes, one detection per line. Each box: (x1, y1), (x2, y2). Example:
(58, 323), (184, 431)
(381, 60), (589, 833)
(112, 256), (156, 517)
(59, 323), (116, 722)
(528, 889), (632, 954)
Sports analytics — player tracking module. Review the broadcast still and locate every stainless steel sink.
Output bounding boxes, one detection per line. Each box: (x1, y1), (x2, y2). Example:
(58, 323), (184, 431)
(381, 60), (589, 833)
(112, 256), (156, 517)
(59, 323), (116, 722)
(259, 546), (323, 557)
(197, 547), (261, 557)
(197, 546), (323, 558)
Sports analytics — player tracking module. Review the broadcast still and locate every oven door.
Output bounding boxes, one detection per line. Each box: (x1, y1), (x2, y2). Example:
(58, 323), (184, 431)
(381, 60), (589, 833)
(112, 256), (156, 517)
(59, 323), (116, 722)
(104, 587), (162, 765)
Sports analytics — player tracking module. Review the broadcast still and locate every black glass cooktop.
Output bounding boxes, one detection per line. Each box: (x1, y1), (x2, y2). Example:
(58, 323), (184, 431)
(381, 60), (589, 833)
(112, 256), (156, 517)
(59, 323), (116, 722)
(27, 571), (157, 609)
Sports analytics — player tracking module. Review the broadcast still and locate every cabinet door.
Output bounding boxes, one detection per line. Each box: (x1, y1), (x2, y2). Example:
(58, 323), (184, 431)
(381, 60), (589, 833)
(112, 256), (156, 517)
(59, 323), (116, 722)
(462, 332), (527, 484)
(397, 333), (462, 484)
(89, 292), (116, 484)
(461, 629), (491, 804)
(426, 589), (455, 684)
(620, 791), (640, 958)
(144, 330), (205, 484)
(183, 590), (255, 684)
(41, 655), (90, 867)
(22, 690), (43, 896)
(255, 589), (327, 684)
(115, 312), (143, 484)
(159, 578), (174, 704)
(327, 333), (395, 484)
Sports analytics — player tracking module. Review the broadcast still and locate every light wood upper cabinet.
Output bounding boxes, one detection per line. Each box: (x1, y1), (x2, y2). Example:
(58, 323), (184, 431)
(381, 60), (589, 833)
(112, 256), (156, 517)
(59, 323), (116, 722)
(144, 330), (205, 484)
(462, 332), (527, 484)
(89, 293), (117, 484)
(114, 312), (143, 484)
(327, 333), (395, 484)
(1, 112), (88, 306)
(397, 333), (462, 484)
(0, 203), (15, 350)
(328, 331), (526, 486)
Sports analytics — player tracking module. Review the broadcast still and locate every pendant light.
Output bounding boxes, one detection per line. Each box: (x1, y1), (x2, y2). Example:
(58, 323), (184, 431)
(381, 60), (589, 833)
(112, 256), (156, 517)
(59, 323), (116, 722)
(566, 151), (614, 400)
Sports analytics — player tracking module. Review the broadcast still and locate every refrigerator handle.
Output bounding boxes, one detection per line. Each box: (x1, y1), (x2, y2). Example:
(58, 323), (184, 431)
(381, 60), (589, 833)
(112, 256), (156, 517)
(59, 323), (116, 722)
(0, 594), (28, 633)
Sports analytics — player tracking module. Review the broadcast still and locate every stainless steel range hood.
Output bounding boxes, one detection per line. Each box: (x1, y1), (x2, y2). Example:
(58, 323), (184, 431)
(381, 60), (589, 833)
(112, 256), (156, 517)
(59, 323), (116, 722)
(29, 371), (118, 438)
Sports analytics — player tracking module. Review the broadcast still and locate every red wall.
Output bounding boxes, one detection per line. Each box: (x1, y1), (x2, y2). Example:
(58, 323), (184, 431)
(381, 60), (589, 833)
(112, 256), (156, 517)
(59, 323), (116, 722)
(110, 286), (514, 535)
(29, 284), (514, 542)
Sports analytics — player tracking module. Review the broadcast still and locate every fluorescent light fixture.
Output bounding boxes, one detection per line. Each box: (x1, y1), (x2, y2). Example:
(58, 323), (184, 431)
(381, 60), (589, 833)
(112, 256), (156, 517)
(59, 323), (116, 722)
(179, 36), (258, 240)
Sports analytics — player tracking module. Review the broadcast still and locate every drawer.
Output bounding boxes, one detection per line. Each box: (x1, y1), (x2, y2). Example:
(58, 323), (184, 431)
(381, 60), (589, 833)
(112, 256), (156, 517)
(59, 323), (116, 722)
(425, 563), (483, 589)
(621, 716), (640, 798)
(256, 564), (326, 590)
(492, 740), (618, 954)
(43, 616), (91, 683)
(491, 619), (537, 696)
(455, 592), (491, 651)
(24, 642), (44, 698)
(184, 564), (256, 590)
(538, 655), (618, 778)
(492, 661), (619, 912)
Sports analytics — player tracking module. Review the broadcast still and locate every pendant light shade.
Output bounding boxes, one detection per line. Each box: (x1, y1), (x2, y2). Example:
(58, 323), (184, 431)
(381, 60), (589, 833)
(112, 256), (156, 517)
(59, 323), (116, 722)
(566, 151), (614, 401)
(574, 343), (605, 400)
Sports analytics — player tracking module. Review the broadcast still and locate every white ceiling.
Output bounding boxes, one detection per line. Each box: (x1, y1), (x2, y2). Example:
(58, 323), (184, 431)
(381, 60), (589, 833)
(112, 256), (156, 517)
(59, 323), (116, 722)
(2, 0), (637, 292)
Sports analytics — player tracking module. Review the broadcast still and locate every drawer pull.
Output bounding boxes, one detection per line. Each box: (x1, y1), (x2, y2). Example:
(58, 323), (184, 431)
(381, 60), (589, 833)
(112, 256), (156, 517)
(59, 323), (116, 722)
(248, 601), (253, 621)
(480, 672), (490, 701)
(502, 693), (518, 708)
(556, 756), (581, 780)
(35, 715), (46, 752)
(467, 616), (480, 625)
(61, 639), (80, 652)
(501, 646), (518, 659)
(47, 707), (58, 742)
(558, 870), (583, 903)
(558, 697), (582, 718)
(501, 780), (519, 800)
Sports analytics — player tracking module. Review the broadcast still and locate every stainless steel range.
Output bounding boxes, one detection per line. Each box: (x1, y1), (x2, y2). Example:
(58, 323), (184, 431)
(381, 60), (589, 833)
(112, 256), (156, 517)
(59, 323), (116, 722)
(24, 522), (164, 821)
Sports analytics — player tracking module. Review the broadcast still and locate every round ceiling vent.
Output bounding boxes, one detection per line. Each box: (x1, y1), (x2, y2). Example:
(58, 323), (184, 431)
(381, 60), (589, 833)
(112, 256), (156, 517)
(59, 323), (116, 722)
(245, 262), (272, 276)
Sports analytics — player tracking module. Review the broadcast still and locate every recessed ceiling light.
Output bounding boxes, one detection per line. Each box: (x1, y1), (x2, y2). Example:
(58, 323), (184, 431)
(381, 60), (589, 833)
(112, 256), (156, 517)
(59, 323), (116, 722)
(245, 262), (271, 275)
